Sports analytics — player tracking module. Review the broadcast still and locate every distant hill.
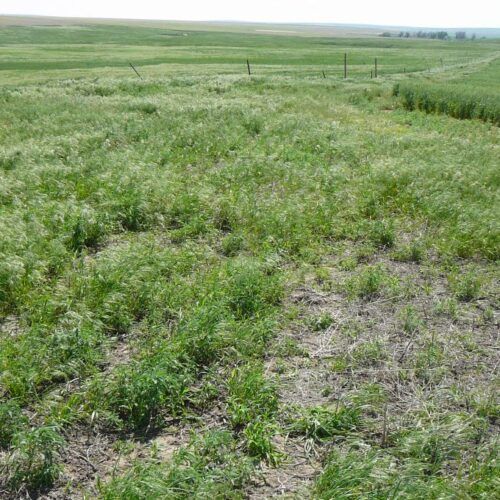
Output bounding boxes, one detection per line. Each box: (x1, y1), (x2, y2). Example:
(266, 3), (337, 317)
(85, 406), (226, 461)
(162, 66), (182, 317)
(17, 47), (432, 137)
(0, 15), (499, 38)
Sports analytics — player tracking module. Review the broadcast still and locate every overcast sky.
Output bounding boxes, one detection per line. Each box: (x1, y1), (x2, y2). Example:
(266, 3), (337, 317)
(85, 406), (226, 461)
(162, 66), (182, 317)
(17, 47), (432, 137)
(1, 1), (499, 28)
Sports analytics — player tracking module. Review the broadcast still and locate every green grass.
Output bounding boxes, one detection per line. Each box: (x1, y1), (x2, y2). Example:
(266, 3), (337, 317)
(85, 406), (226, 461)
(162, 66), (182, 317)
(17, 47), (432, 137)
(0, 21), (498, 498)
(99, 430), (253, 499)
(394, 57), (500, 124)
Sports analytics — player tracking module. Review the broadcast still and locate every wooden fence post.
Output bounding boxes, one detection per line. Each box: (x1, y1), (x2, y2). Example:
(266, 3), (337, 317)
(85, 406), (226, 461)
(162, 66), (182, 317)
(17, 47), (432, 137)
(129, 62), (142, 79)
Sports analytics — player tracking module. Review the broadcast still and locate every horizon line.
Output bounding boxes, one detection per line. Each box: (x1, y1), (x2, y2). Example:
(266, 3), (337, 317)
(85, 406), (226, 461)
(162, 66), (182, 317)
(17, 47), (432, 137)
(1, 13), (499, 30)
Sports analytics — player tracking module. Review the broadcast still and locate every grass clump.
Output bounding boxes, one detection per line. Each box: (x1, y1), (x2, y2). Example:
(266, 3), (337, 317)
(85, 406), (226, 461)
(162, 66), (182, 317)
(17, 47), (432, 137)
(129, 101), (158, 114)
(449, 271), (483, 302)
(345, 265), (392, 300)
(0, 401), (28, 448)
(67, 210), (108, 253)
(86, 353), (193, 432)
(368, 220), (396, 249)
(99, 430), (253, 499)
(316, 415), (492, 499)
(394, 414), (488, 474)
(225, 261), (283, 320)
(244, 420), (282, 465)
(309, 313), (335, 332)
(221, 233), (245, 257)
(0, 151), (21, 171)
(227, 363), (282, 462)
(2, 426), (65, 494)
(393, 241), (426, 263)
(287, 405), (360, 442)
(227, 364), (278, 428)
(394, 81), (500, 125)
(315, 445), (459, 499)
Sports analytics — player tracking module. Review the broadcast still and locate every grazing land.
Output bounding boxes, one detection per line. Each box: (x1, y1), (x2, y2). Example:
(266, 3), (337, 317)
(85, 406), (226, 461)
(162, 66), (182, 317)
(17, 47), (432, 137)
(0, 17), (499, 499)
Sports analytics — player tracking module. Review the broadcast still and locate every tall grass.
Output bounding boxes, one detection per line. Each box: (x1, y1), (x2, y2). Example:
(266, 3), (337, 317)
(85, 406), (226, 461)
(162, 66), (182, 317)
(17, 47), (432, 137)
(393, 82), (500, 124)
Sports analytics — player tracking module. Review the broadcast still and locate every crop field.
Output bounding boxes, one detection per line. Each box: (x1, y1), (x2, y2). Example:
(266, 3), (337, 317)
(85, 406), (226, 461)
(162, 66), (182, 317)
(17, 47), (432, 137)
(0, 18), (499, 499)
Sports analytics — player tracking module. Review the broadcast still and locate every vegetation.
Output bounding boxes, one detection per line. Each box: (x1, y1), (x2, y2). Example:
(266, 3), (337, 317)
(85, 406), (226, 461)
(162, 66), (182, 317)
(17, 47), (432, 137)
(394, 81), (500, 124)
(0, 18), (498, 499)
(394, 56), (500, 124)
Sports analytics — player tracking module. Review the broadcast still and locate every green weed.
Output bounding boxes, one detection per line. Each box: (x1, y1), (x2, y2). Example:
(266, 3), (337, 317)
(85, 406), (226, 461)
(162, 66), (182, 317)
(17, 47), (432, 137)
(99, 430), (253, 499)
(287, 405), (360, 442)
(2, 426), (65, 494)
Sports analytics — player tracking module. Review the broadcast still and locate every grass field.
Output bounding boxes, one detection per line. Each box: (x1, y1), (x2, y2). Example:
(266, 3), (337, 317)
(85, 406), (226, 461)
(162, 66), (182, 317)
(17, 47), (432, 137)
(0, 18), (499, 499)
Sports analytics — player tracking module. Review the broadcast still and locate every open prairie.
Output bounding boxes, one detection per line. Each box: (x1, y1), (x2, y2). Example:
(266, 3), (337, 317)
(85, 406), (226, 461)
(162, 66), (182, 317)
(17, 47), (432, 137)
(0, 17), (499, 499)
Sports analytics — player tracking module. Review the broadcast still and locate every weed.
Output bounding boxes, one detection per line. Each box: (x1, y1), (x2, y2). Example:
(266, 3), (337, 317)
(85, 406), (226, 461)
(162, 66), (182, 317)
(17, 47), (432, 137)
(3, 426), (65, 493)
(400, 305), (423, 334)
(345, 265), (389, 299)
(87, 353), (193, 431)
(393, 241), (426, 263)
(450, 271), (483, 302)
(0, 22), (498, 498)
(100, 430), (253, 499)
(68, 210), (107, 252)
(288, 405), (360, 442)
(228, 364), (278, 428)
(221, 233), (245, 257)
(394, 81), (500, 124)
(0, 151), (21, 171)
(0, 401), (28, 448)
(244, 421), (282, 465)
(309, 313), (335, 332)
(369, 220), (396, 248)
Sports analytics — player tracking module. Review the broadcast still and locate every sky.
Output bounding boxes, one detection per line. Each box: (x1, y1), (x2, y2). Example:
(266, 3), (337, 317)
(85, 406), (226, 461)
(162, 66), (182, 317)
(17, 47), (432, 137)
(1, 1), (499, 28)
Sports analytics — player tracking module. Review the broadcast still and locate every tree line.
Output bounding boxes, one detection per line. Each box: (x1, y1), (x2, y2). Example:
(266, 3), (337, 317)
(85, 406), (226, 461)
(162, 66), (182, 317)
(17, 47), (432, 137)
(380, 31), (476, 40)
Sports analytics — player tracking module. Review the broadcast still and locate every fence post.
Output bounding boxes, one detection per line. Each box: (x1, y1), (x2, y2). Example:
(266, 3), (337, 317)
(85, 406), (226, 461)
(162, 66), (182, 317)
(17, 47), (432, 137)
(247, 59), (251, 76)
(344, 53), (347, 79)
(129, 62), (142, 79)
(374, 57), (378, 78)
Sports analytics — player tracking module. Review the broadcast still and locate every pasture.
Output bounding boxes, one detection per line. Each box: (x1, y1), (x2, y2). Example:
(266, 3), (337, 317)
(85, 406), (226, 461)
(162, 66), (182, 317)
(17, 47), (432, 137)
(0, 18), (499, 498)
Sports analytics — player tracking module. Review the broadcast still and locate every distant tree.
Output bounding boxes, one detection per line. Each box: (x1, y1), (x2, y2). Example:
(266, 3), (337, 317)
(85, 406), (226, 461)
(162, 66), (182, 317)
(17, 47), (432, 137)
(398, 31), (404, 37)
(471, 33), (476, 40)
(405, 32), (410, 38)
(437, 31), (449, 40)
(381, 32), (392, 37)
(456, 31), (467, 39)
